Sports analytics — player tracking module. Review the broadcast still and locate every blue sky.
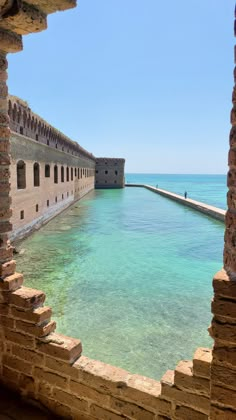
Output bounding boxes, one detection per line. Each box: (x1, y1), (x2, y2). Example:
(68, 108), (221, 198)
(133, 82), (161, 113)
(8, 1), (235, 173)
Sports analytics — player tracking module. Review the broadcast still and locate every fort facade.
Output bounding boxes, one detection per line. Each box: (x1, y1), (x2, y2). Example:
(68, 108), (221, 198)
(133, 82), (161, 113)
(8, 96), (125, 240)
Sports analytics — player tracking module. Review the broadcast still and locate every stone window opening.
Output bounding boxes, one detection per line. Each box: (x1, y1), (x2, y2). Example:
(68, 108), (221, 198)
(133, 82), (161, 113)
(20, 126), (23, 135)
(33, 162), (40, 187)
(61, 166), (64, 183)
(54, 165), (58, 184)
(47, 139), (49, 146)
(17, 160), (26, 189)
(78, 168), (80, 179)
(55, 196), (57, 203)
(36, 204), (39, 212)
(66, 167), (69, 182)
(45, 164), (50, 178)
(75, 168), (77, 177)
(36, 134), (39, 141)
(62, 194), (64, 200)
(20, 210), (24, 220)
(115, 170), (118, 175)
(105, 170), (108, 174)
(47, 200), (49, 207)
(96, 170), (98, 174)
(71, 168), (73, 181)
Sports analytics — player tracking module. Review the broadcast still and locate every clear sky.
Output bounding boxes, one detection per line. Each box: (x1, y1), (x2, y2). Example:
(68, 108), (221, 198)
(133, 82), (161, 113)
(8, 1), (235, 174)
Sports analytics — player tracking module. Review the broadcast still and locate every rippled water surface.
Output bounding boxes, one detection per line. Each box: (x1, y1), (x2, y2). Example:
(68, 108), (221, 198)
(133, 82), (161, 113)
(16, 174), (225, 379)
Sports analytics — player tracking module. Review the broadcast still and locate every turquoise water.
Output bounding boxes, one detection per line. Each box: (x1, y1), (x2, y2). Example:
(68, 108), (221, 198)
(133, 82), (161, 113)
(126, 173), (227, 209)
(15, 174), (225, 380)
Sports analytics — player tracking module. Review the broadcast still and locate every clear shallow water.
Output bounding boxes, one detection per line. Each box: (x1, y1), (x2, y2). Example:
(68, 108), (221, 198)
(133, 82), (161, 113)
(15, 174), (225, 380)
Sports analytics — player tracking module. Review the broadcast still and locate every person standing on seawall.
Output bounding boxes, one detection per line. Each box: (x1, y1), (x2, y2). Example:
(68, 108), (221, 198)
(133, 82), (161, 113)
(184, 191), (187, 199)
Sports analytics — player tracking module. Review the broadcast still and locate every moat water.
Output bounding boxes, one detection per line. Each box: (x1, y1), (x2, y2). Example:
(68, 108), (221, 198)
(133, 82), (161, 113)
(15, 174), (226, 380)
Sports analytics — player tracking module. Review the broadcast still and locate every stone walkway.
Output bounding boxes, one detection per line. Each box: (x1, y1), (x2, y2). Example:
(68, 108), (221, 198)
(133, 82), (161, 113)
(0, 386), (59, 420)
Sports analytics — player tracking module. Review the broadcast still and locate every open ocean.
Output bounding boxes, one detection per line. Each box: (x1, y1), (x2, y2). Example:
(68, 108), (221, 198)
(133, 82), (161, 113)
(15, 173), (226, 379)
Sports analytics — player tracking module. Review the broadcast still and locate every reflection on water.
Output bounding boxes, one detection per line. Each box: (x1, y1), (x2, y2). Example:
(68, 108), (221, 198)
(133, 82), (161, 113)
(16, 187), (223, 379)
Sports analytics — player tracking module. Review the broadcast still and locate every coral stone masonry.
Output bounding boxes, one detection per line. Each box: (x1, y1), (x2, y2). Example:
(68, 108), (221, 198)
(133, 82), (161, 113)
(0, 1), (235, 419)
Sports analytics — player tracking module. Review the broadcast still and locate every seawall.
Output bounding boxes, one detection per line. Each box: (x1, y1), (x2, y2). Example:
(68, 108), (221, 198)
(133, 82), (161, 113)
(126, 184), (226, 222)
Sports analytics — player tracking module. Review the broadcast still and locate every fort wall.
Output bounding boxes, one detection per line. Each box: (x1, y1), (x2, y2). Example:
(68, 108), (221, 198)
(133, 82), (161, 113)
(95, 158), (125, 189)
(10, 132), (95, 241)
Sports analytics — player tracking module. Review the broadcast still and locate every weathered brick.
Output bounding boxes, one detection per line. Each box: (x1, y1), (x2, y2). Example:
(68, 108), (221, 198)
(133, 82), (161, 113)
(45, 356), (79, 378)
(110, 396), (155, 419)
(19, 373), (35, 395)
(9, 286), (45, 309)
(121, 373), (162, 411)
(210, 405), (236, 420)
(12, 344), (44, 366)
(0, 221), (12, 233)
(175, 405), (208, 420)
(0, 303), (9, 315)
(161, 371), (209, 415)
(74, 356), (129, 396)
(193, 348), (212, 379)
(211, 318), (236, 344)
(53, 388), (88, 412)
(36, 332), (82, 363)
(37, 381), (53, 398)
(90, 404), (127, 420)
(0, 140), (10, 153)
(15, 319), (56, 337)
(213, 269), (236, 299)
(2, 365), (20, 383)
(0, 259), (16, 277)
(211, 360), (236, 390)
(34, 367), (68, 389)
(0, 126), (10, 139)
(0, 245), (13, 263)
(4, 328), (35, 348)
(3, 354), (32, 375)
(0, 315), (14, 328)
(212, 297), (236, 319)
(37, 394), (72, 419)
(70, 380), (110, 407)
(211, 384), (236, 410)
(11, 306), (52, 324)
(0, 272), (23, 291)
(213, 340), (236, 367)
(174, 360), (210, 396)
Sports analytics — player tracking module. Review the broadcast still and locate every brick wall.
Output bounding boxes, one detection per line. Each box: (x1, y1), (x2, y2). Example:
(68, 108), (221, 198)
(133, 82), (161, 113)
(0, 269), (212, 419)
(95, 158), (125, 189)
(10, 132), (95, 240)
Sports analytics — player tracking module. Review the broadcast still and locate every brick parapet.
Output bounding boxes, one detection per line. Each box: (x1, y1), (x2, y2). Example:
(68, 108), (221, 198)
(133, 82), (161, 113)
(8, 95), (96, 163)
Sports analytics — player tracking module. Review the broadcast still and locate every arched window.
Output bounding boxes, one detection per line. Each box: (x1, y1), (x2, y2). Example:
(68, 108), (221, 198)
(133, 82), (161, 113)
(54, 165), (58, 184)
(78, 168), (80, 179)
(66, 167), (69, 182)
(17, 160), (26, 189)
(45, 164), (50, 178)
(71, 167), (73, 181)
(61, 166), (64, 182)
(75, 168), (77, 177)
(33, 163), (40, 187)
